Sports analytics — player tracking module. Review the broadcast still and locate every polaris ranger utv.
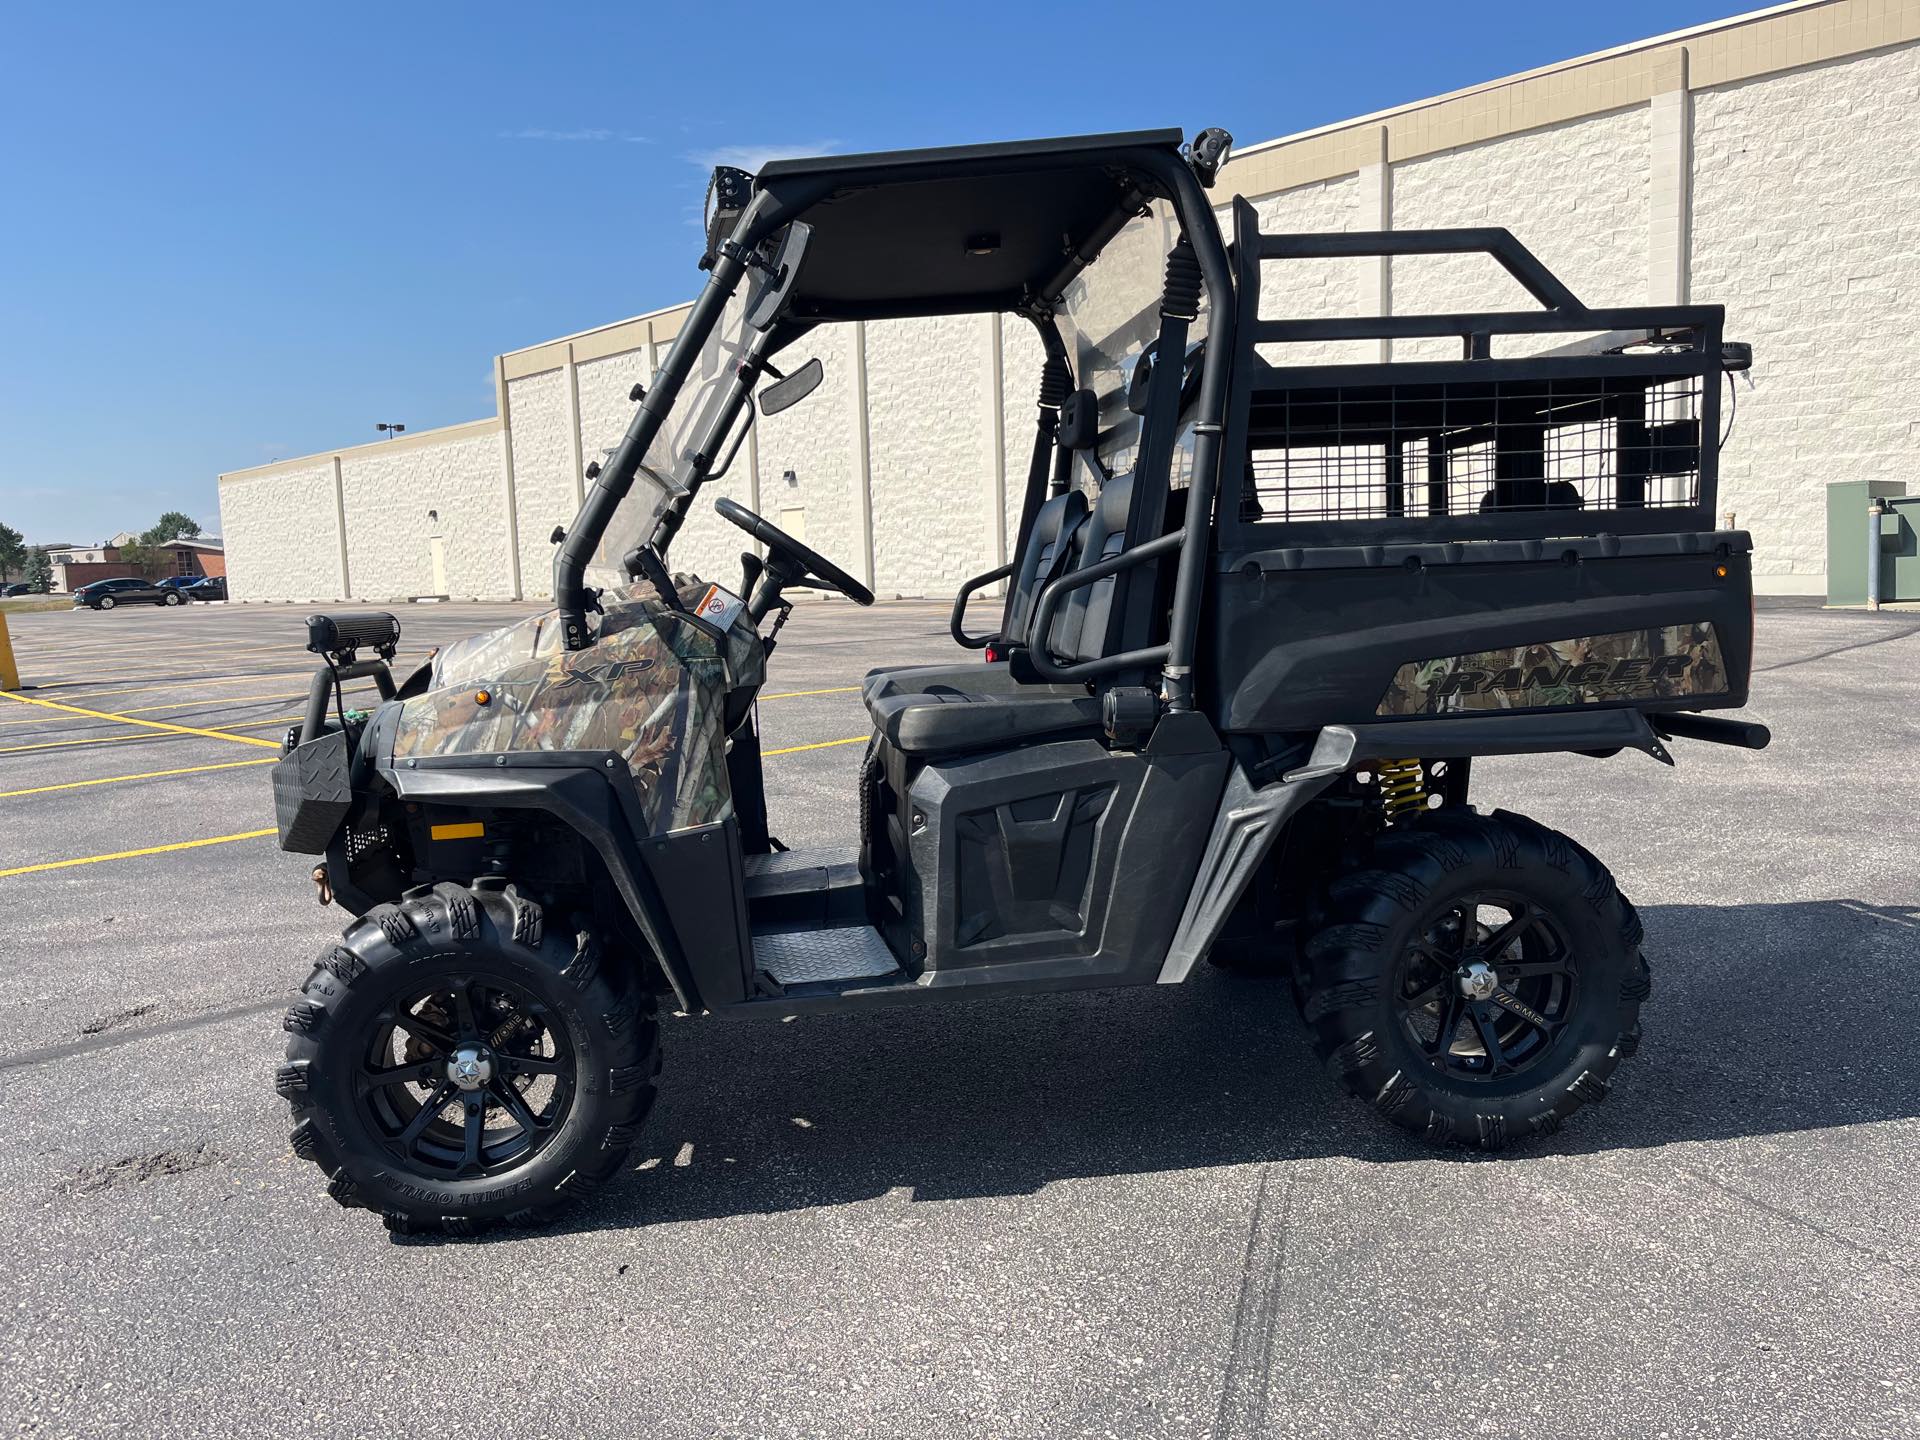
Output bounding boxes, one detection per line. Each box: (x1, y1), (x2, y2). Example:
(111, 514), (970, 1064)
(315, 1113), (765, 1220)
(271, 128), (1768, 1233)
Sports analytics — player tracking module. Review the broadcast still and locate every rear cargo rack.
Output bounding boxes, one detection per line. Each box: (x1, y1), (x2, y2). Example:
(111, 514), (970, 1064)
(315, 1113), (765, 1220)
(1222, 198), (1730, 547)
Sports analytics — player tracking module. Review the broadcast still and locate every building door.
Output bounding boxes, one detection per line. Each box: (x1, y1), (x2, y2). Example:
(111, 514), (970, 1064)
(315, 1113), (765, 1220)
(429, 536), (448, 596)
(777, 507), (807, 543)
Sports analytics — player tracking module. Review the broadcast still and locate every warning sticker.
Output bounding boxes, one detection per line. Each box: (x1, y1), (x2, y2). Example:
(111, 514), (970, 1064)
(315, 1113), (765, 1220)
(692, 583), (746, 631)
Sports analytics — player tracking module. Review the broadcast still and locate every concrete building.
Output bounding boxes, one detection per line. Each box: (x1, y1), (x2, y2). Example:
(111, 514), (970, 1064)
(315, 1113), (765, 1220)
(220, 0), (1920, 603)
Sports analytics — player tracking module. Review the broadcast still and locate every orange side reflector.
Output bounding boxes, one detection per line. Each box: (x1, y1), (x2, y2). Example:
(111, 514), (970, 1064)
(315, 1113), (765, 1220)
(430, 821), (485, 841)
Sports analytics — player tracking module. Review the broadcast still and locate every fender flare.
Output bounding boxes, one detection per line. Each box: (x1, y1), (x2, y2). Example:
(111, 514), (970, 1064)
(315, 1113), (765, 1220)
(379, 751), (706, 1013)
(1158, 729), (1355, 983)
(1159, 706), (1720, 981)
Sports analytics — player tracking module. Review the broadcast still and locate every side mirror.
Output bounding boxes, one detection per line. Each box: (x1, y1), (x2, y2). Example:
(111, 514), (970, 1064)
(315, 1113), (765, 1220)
(759, 357), (824, 417)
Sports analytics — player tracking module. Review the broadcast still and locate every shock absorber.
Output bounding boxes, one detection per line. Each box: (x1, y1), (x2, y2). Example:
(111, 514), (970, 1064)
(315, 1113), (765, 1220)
(1378, 758), (1429, 823)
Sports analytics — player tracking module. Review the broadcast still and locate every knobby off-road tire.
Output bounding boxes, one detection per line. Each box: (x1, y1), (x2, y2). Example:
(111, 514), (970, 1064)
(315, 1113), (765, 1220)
(1301, 808), (1649, 1150)
(277, 882), (659, 1234)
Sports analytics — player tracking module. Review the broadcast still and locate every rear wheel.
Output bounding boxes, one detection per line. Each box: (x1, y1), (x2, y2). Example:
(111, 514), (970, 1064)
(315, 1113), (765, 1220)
(97, 595), (115, 610)
(277, 882), (658, 1233)
(1301, 808), (1647, 1149)
(163, 590), (182, 605)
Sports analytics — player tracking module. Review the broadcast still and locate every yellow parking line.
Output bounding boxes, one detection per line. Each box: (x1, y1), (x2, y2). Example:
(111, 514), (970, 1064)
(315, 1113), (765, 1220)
(0, 757), (279, 799)
(0, 733), (861, 878)
(0, 686), (377, 728)
(9, 673), (831, 733)
(0, 828), (278, 879)
(1, 730), (220, 755)
(3, 692), (306, 727)
(29, 654), (426, 694)
(33, 665), (313, 690)
(0, 713), (306, 754)
(3, 721), (864, 759)
(0, 690), (282, 749)
(29, 669), (338, 702)
(25, 643), (319, 668)
(764, 735), (867, 756)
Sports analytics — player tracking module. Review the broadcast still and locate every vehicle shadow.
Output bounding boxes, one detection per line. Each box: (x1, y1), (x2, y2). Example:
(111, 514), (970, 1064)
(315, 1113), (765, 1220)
(401, 899), (1920, 1243)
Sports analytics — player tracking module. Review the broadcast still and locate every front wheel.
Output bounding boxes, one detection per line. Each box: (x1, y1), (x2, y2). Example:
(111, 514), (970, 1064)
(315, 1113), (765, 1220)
(163, 590), (182, 605)
(277, 882), (659, 1234)
(1301, 808), (1648, 1150)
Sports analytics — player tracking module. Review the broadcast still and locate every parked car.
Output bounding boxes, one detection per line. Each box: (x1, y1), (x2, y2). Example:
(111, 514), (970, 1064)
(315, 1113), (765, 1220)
(156, 575), (202, 592)
(1, 582), (46, 597)
(184, 576), (227, 601)
(72, 577), (181, 609)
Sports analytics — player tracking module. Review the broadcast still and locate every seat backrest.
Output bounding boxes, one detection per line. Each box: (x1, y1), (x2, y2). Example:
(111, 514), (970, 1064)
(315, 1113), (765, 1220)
(1004, 487), (1088, 647)
(1044, 472), (1134, 663)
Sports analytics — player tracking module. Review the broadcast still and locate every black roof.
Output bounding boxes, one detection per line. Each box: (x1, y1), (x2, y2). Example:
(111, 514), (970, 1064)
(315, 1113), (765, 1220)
(752, 129), (1187, 324)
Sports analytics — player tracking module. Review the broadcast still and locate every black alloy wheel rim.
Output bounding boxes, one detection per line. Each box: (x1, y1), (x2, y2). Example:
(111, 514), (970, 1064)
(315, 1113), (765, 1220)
(1392, 891), (1578, 1082)
(355, 974), (576, 1179)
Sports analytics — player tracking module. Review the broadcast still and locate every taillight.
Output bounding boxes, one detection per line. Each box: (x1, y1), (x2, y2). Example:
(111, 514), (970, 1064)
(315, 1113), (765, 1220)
(984, 645), (1003, 663)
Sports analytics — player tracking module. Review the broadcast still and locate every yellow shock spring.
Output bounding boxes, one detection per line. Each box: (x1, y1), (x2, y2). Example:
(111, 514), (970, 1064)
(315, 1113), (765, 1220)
(1378, 758), (1429, 822)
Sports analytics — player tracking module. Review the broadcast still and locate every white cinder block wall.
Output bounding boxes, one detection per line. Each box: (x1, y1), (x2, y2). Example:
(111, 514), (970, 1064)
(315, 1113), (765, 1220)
(866, 314), (1001, 596)
(1390, 106), (1651, 361)
(1691, 41), (1920, 586)
(220, 460), (343, 603)
(220, 3), (1920, 602)
(503, 368), (577, 601)
(753, 322), (868, 588)
(1248, 175), (1374, 369)
(338, 425), (508, 601)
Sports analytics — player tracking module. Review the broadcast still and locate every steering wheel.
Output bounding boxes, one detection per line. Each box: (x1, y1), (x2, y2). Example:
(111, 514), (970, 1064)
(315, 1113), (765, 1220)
(713, 496), (875, 606)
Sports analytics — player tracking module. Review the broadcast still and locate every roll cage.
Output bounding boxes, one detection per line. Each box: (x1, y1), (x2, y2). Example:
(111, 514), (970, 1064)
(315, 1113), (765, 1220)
(550, 128), (1239, 715)
(551, 127), (1745, 729)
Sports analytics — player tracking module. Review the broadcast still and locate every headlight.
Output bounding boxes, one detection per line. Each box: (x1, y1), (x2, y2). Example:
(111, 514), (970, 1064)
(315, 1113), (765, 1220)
(702, 165), (754, 268)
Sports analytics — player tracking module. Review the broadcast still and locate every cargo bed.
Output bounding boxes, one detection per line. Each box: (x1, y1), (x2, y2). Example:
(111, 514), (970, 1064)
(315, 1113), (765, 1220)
(1207, 201), (1752, 738)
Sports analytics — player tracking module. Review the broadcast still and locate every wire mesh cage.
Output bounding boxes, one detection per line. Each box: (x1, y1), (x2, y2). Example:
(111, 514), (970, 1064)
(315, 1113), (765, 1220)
(1242, 371), (1706, 524)
(1227, 207), (1730, 542)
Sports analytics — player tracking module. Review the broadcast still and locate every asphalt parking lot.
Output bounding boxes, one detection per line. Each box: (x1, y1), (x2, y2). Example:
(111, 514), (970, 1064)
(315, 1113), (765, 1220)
(1, 595), (1916, 1439)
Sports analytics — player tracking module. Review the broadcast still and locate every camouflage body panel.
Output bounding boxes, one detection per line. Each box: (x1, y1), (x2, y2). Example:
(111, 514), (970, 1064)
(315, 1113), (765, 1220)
(389, 578), (765, 835)
(1377, 622), (1727, 717)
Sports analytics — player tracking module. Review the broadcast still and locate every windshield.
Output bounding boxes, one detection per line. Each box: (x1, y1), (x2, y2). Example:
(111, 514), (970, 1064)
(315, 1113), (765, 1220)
(592, 257), (771, 582)
(1055, 199), (1209, 481)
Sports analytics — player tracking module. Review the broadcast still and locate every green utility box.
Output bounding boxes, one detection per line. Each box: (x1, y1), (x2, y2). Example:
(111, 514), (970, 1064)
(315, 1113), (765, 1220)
(1826, 479), (1915, 605)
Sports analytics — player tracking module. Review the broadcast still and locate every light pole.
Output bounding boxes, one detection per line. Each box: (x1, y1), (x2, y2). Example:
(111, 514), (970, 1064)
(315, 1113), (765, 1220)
(377, 422), (407, 440)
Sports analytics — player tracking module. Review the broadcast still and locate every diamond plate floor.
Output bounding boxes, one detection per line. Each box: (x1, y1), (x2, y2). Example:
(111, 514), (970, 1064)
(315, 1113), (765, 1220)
(752, 926), (900, 985)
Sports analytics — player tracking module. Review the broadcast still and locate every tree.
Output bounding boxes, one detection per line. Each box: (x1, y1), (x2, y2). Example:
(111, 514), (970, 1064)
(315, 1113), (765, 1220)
(119, 540), (158, 576)
(0, 522), (24, 582)
(121, 512), (203, 577)
(22, 547), (52, 593)
(141, 511), (202, 545)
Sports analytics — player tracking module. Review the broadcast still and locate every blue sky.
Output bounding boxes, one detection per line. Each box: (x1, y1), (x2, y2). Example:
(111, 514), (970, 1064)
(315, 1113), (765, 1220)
(0, 0), (1754, 545)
